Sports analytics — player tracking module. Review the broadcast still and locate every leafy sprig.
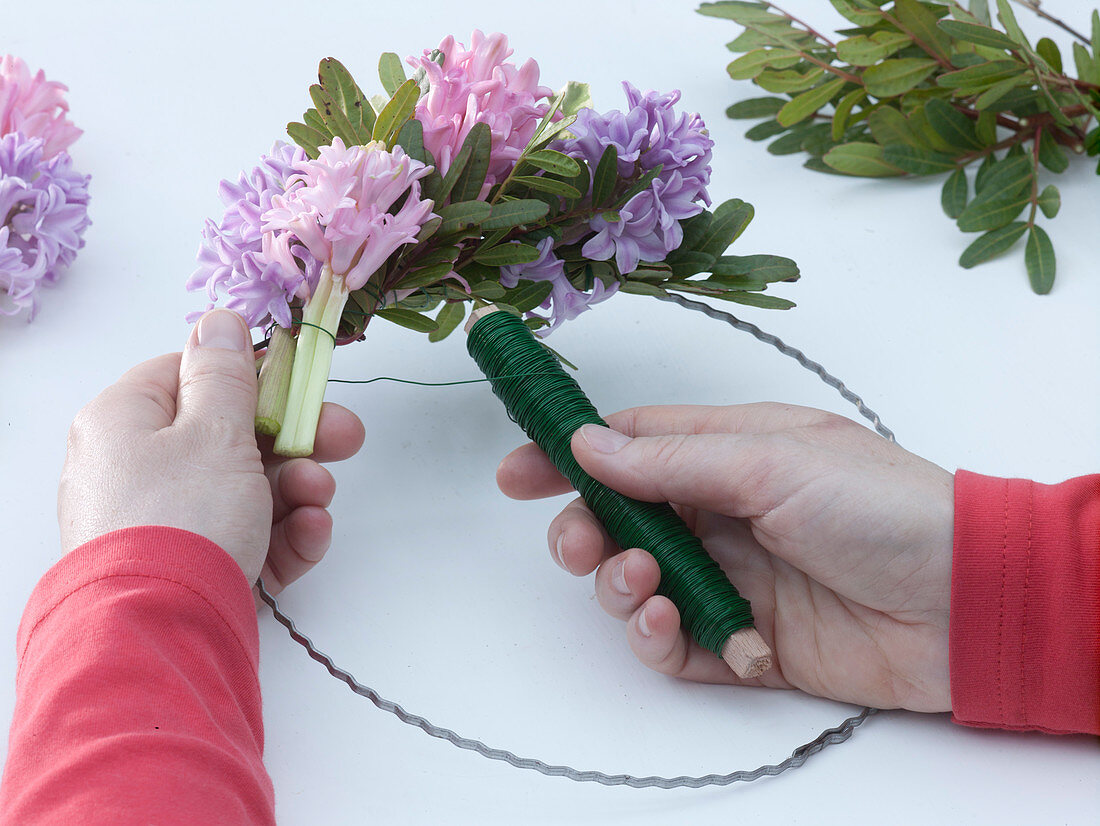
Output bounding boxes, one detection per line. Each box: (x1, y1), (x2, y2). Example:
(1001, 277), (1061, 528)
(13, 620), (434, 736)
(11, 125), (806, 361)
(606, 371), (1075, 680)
(699, 0), (1100, 293)
(286, 55), (798, 344)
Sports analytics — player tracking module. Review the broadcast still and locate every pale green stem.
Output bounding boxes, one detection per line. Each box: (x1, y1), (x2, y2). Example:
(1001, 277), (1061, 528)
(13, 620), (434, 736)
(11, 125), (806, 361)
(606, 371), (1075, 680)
(274, 265), (350, 457)
(255, 325), (297, 436)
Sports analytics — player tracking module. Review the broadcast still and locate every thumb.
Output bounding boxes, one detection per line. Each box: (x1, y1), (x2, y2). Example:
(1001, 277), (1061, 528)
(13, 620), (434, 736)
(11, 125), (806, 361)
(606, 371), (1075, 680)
(176, 309), (257, 433)
(570, 423), (772, 517)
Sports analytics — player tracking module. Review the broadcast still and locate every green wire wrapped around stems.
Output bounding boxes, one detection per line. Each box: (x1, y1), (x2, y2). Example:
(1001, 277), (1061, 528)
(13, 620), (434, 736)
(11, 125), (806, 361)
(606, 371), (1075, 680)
(465, 306), (772, 679)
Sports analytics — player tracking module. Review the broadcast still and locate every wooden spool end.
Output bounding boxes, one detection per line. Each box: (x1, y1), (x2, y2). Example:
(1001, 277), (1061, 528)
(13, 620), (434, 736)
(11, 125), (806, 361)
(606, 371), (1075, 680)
(721, 628), (773, 679)
(464, 304), (501, 334)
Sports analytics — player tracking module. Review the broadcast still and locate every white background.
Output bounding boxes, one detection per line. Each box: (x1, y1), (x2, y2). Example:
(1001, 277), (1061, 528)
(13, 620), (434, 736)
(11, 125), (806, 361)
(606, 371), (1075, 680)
(2, 1), (1098, 823)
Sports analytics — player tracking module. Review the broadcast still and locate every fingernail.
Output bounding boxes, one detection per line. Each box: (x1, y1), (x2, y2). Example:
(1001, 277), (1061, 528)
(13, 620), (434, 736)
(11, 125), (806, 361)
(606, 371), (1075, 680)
(611, 560), (631, 595)
(552, 532), (566, 570)
(637, 605), (653, 638)
(195, 309), (249, 352)
(579, 424), (631, 454)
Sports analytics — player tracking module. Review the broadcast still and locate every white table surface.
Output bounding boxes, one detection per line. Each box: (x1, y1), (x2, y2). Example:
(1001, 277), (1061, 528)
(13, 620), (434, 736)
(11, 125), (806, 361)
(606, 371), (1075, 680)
(2, 1), (1098, 823)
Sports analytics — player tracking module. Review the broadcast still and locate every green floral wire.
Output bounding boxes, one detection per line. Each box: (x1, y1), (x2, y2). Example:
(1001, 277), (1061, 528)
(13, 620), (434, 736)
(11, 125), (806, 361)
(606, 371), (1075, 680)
(466, 310), (755, 657)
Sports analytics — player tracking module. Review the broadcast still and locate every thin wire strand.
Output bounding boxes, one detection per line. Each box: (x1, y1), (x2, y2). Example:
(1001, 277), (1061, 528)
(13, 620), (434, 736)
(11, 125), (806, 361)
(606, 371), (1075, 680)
(256, 578), (877, 788)
(261, 295), (893, 787)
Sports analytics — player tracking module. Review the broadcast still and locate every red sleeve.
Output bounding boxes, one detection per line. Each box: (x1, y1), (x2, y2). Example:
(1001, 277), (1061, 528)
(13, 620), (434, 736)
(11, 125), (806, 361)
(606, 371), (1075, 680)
(950, 471), (1100, 735)
(0, 526), (275, 825)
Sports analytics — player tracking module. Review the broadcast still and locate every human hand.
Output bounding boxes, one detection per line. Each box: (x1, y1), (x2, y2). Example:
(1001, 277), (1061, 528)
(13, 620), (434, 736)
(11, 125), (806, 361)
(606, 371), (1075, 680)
(497, 403), (954, 712)
(58, 309), (365, 594)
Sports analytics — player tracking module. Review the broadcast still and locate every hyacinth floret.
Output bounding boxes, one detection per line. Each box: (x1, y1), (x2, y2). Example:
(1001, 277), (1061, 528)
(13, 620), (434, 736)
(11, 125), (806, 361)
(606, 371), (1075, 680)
(187, 141), (319, 329)
(408, 31), (552, 193)
(0, 132), (90, 318)
(263, 138), (436, 292)
(0, 55), (82, 160)
(500, 237), (617, 334)
(559, 82), (713, 275)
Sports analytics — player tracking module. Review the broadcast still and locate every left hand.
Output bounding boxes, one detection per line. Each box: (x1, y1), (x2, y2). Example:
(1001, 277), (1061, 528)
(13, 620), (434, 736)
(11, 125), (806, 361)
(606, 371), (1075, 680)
(58, 309), (365, 593)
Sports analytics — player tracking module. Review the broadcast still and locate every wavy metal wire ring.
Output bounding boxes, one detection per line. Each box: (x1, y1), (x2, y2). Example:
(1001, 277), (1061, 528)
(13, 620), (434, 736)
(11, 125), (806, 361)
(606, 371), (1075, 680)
(259, 294), (891, 787)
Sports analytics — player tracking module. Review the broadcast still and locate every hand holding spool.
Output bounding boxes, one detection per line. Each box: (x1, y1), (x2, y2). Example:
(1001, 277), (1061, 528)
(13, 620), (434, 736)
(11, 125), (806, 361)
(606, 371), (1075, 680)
(465, 305), (772, 679)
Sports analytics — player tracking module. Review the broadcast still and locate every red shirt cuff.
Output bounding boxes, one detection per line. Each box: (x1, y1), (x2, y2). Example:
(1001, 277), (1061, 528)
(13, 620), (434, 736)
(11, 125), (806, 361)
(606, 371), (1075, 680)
(950, 471), (1100, 735)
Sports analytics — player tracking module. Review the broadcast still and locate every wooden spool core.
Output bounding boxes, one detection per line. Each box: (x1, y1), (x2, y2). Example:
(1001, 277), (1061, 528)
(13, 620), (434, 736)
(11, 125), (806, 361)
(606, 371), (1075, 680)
(722, 628), (773, 679)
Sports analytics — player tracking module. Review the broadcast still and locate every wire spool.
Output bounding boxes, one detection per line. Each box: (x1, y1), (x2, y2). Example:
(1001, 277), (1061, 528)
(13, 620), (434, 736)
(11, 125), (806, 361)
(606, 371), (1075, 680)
(465, 306), (772, 679)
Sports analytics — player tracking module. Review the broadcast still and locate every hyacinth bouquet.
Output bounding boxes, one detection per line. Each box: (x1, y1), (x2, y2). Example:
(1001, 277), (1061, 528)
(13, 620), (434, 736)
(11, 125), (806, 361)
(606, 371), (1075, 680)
(0, 56), (90, 320)
(190, 33), (799, 457)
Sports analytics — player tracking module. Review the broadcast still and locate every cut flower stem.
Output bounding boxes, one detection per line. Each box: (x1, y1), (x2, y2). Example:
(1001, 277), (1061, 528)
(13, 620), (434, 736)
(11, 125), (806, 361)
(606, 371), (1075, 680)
(274, 264), (349, 457)
(255, 325), (297, 436)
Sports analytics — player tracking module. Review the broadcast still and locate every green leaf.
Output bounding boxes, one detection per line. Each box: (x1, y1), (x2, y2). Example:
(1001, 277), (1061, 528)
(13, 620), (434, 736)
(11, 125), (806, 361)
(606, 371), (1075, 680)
(1035, 37), (1062, 74)
(868, 106), (926, 148)
(958, 221), (1027, 267)
(698, 198), (755, 257)
(863, 59), (940, 97)
(512, 175), (583, 199)
(924, 97), (983, 150)
(936, 59), (1022, 90)
(523, 150), (582, 178)
(975, 153), (1030, 196)
(378, 53), (407, 97)
(767, 129), (812, 155)
(669, 251), (717, 278)
(286, 121), (328, 159)
(956, 179), (1030, 231)
(828, 0), (882, 26)
(479, 199), (551, 230)
(397, 262), (457, 290)
(309, 84), (360, 147)
(619, 280), (669, 297)
(777, 78), (847, 127)
(591, 145), (618, 207)
(975, 110), (997, 145)
(1037, 184), (1060, 218)
(451, 122), (492, 203)
(708, 290), (796, 310)
(994, 0), (1030, 50)
(372, 78), (420, 147)
(503, 280), (555, 314)
(560, 81), (593, 117)
(727, 48), (802, 79)
(318, 58), (372, 141)
(711, 254), (800, 282)
(1073, 42), (1100, 86)
(468, 280), (506, 299)
(883, 144), (957, 175)
(471, 242), (541, 266)
(375, 308), (439, 332)
(435, 124), (485, 204)
(436, 200), (492, 235)
(1024, 224), (1055, 293)
(823, 142), (905, 176)
(428, 301), (465, 342)
(836, 32), (912, 66)
(941, 167), (969, 217)
(894, 0), (952, 62)
(937, 20), (1020, 52)
(725, 96), (787, 119)
(974, 73), (1032, 109)
(1037, 129), (1069, 173)
(756, 66), (825, 94)
(303, 108), (329, 136)
(395, 118), (429, 166)
(832, 88), (867, 141)
(745, 119), (787, 141)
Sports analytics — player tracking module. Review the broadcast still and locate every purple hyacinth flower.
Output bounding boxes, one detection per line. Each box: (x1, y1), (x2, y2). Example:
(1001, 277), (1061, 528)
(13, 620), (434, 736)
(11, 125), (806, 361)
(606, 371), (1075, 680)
(501, 236), (617, 334)
(0, 131), (90, 319)
(557, 82), (713, 275)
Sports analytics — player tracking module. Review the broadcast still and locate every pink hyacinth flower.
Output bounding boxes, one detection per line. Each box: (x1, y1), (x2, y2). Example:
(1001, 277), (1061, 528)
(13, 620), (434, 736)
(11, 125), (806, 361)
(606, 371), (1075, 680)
(0, 56), (82, 159)
(408, 31), (552, 195)
(263, 138), (436, 292)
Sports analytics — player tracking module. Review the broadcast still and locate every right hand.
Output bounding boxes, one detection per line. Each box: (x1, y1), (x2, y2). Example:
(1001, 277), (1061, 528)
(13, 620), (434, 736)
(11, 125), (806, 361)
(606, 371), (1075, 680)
(496, 403), (954, 712)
